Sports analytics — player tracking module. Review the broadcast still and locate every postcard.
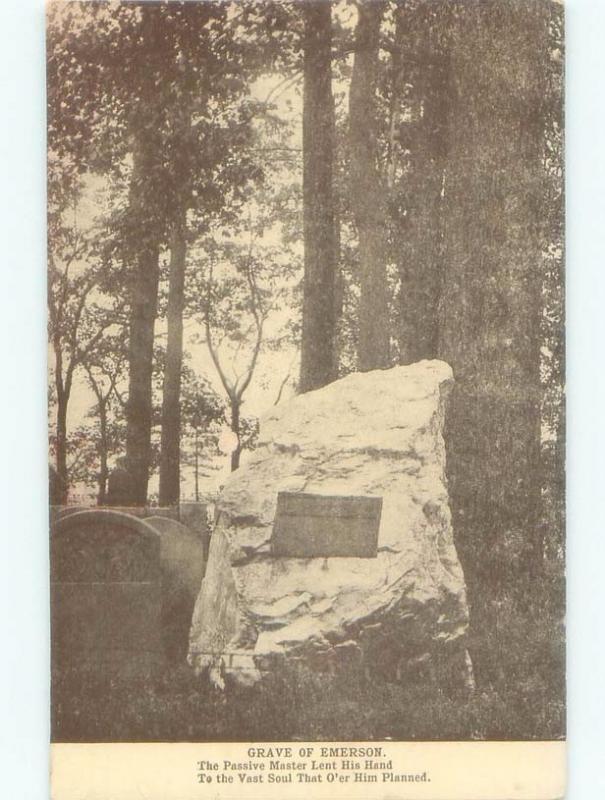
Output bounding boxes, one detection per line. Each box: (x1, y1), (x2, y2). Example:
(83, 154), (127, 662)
(47, 2), (565, 798)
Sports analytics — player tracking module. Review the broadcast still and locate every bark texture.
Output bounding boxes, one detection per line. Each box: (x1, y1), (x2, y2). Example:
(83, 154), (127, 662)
(159, 219), (188, 505)
(54, 386), (69, 505)
(229, 399), (241, 472)
(395, 3), (451, 364)
(438, 2), (550, 604)
(123, 8), (166, 506)
(96, 400), (109, 506)
(123, 127), (162, 506)
(349, 0), (390, 372)
(299, 0), (338, 393)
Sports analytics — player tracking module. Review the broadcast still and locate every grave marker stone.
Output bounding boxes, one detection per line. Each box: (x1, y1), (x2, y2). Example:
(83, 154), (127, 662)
(179, 502), (211, 561)
(51, 509), (162, 673)
(145, 516), (206, 659)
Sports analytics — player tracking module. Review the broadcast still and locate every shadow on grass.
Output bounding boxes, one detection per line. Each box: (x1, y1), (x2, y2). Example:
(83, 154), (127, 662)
(52, 600), (564, 743)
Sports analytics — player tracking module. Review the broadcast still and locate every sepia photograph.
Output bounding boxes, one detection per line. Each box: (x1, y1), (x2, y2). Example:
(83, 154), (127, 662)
(47, 0), (564, 767)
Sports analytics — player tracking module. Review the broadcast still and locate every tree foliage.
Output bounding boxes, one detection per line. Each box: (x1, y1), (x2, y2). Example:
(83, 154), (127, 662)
(47, 2), (564, 624)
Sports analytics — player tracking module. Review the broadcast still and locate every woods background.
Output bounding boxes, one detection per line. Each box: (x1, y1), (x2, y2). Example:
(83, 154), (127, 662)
(47, 0), (564, 740)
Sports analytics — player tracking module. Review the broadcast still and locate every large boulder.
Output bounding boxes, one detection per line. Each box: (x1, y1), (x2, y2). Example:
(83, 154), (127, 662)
(188, 361), (469, 686)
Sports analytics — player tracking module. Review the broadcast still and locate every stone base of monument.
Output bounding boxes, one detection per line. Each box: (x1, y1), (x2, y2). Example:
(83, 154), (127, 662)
(188, 361), (471, 690)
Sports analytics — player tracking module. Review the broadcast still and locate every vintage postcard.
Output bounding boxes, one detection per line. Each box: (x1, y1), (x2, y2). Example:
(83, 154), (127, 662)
(47, 1), (565, 798)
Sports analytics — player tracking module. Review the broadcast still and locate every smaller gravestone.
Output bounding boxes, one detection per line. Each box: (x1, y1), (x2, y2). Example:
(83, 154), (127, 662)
(179, 502), (211, 561)
(104, 457), (137, 507)
(272, 492), (382, 558)
(145, 516), (206, 659)
(51, 510), (162, 674)
(145, 516), (206, 594)
(51, 505), (177, 524)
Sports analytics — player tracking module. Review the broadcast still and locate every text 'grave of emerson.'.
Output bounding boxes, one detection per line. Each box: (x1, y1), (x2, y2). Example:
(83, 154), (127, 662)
(197, 745), (430, 786)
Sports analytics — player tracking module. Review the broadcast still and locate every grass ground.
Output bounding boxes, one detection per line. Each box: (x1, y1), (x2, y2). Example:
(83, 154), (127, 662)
(52, 594), (564, 743)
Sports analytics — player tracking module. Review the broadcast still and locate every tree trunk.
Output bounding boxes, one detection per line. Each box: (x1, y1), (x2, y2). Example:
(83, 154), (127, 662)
(97, 399), (108, 506)
(437, 1), (550, 677)
(194, 427), (199, 502)
(159, 218), (187, 506)
(52, 332), (70, 504)
(124, 235), (160, 506)
(332, 166), (344, 375)
(55, 388), (69, 505)
(394, 3), (451, 364)
(299, 0), (338, 393)
(122, 5), (166, 506)
(230, 398), (241, 472)
(349, 0), (390, 372)
(123, 110), (164, 505)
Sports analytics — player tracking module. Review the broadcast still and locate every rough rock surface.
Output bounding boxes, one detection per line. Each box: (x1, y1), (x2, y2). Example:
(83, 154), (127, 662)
(188, 361), (469, 685)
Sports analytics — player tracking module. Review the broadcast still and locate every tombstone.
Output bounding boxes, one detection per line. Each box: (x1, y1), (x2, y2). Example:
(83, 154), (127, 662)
(94, 505), (177, 521)
(145, 516), (206, 660)
(53, 505), (178, 522)
(104, 457), (137, 507)
(178, 502), (211, 561)
(49, 505), (87, 525)
(51, 504), (87, 518)
(51, 510), (162, 674)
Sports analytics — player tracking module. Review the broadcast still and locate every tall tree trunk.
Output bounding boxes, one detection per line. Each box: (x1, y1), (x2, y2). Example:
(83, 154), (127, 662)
(395, 3), (451, 364)
(124, 233), (160, 505)
(299, 0), (338, 393)
(122, 122), (163, 505)
(438, 1), (550, 678)
(123, 6), (166, 506)
(230, 398), (241, 472)
(194, 427), (199, 502)
(349, 0), (390, 372)
(159, 217), (187, 506)
(332, 153), (344, 375)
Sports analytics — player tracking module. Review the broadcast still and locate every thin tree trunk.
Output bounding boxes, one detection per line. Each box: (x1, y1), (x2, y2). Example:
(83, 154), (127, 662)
(299, 0), (338, 393)
(52, 330), (70, 504)
(332, 167), (343, 375)
(230, 398), (241, 472)
(349, 0), (390, 372)
(194, 427), (199, 502)
(55, 389), (69, 505)
(159, 217), (187, 506)
(97, 399), (108, 506)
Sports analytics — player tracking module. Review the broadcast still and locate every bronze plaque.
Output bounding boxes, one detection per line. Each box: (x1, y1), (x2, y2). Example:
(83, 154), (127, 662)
(271, 492), (382, 558)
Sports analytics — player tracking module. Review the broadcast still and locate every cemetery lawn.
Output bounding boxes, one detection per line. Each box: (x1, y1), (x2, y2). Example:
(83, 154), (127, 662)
(52, 596), (564, 742)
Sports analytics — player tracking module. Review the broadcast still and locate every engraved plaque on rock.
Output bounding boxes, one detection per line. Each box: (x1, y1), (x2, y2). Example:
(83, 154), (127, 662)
(271, 491), (382, 558)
